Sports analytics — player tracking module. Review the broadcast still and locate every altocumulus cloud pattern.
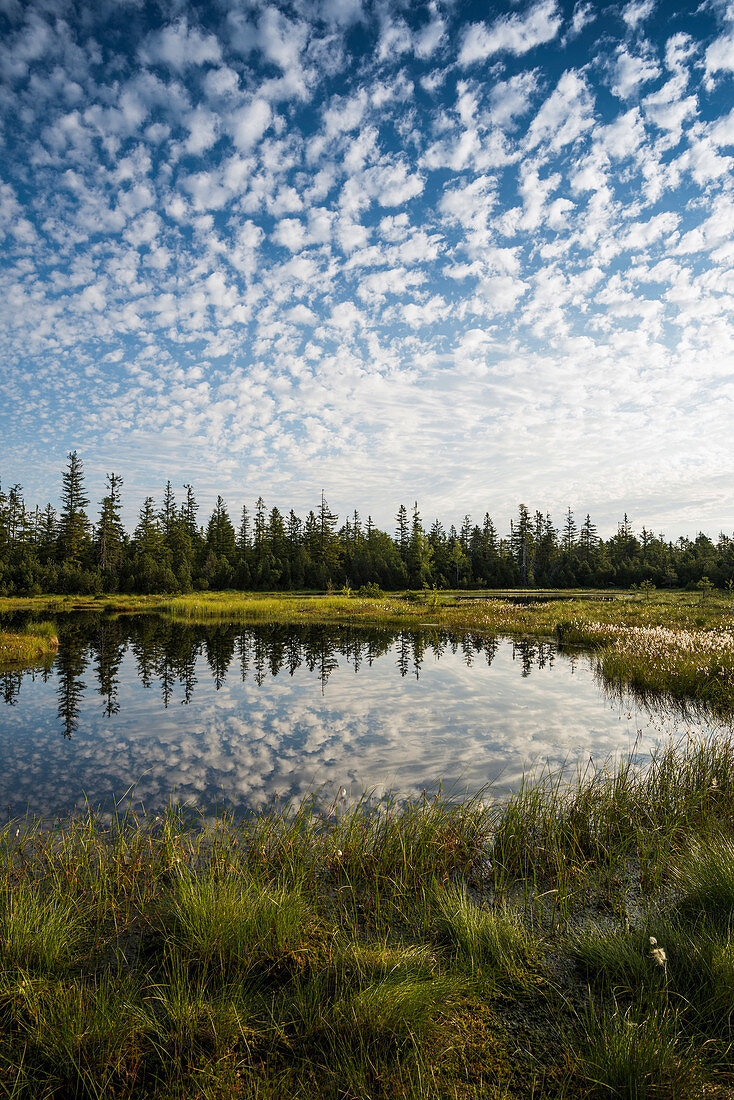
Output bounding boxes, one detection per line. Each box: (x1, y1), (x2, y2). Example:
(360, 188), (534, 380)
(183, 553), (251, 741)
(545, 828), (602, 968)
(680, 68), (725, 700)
(1, 0), (733, 534)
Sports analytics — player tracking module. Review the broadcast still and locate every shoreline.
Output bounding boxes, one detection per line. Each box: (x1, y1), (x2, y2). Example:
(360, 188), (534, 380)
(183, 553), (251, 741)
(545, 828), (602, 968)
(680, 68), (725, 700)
(2, 589), (734, 713)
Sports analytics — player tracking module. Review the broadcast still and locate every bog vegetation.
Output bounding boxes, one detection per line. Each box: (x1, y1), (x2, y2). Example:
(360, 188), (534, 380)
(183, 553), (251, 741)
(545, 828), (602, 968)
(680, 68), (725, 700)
(3, 734), (734, 1098)
(1, 451), (733, 594)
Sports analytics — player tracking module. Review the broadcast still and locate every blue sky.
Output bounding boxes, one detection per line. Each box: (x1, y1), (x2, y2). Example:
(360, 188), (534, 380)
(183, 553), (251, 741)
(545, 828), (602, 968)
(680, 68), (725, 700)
(1, 0), (733, 537)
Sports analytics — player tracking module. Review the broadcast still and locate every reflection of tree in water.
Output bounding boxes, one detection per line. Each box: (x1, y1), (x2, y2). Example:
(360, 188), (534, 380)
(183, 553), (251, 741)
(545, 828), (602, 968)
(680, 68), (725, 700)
(204, 627), (237, 690)
(236, 633), (251, 682)
(511, 639), (556, 677)
(1, 670), (24, 706)
(130, 617), (164, 689)
(3, 614), (576, 739)
(166, 623), (198, 705)
(55, 623), (88, 739)
(396, 633), (411, 678)
(91, 621), (125, 716)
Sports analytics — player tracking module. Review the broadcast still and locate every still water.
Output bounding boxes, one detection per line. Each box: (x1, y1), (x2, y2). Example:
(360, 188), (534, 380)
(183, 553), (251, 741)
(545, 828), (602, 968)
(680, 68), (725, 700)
(0, 614), (718, 820)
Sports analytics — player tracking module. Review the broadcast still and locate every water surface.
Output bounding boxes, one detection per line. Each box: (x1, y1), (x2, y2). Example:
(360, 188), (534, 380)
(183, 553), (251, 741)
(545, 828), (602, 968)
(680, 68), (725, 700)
(0, 614), (718, 820)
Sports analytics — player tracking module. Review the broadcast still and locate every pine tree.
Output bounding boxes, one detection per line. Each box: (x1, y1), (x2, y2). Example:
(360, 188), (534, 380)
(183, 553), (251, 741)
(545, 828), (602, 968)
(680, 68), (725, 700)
(580, 514), (598, 560)
(563, 507), (577, 553)
(318, 490), (339, 572)
(254, 497), (267, 562)
(159, 481), (177, 544)
(407, 501), (432, 586)
(7, 485), (25, 543)
(238, 505), (250, 553)
(135, 497), (160, 555)
(482, 513), (497, 554)
(459, 514), (472, 552)
(206, 496), (236, 558)
(181, 484), (200, 543)
(511, 504), (532, 585)
(37, 503), (57, 565)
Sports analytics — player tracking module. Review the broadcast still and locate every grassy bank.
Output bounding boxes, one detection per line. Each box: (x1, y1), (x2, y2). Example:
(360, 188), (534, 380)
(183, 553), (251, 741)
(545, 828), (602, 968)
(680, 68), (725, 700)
(3, 733), (734, 1098)
(0, 620), (58, 666)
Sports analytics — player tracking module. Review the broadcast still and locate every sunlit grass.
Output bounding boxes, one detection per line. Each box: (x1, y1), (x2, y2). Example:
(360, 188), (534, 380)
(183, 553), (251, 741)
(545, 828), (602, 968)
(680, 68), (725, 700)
(0, 620), (58, 666)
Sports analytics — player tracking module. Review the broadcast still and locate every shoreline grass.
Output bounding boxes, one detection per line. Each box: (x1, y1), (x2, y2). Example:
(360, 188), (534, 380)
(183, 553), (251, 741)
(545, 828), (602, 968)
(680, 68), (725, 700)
(0, 620), (58, 666)
(3, 733), (734, 1097)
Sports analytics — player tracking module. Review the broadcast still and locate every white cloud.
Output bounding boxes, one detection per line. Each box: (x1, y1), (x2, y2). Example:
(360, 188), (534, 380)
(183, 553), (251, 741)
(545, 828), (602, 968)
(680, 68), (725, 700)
(415, 10), (446, 59)
(230, 98), (272, 150)
(567, 2), (595, 37)
(623, 0), (656, 30)
(459, 0), (561, 65)
(139, 19), (221, 71)
(643, 78), (696, 140)
(488, 71), (538, 127)
(377, 16), (412, 62)
(705, 31), (734, 83)
(611, 46), (661, 99)
(525, 70), (595, 153)
(184, 107), (218, 155)
(594, 107), (646, 159)
(361, 161), (425, 207)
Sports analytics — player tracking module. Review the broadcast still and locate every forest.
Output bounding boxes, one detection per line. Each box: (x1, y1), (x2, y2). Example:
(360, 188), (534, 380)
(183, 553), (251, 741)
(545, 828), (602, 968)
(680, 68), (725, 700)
(1, 452), (732, 595)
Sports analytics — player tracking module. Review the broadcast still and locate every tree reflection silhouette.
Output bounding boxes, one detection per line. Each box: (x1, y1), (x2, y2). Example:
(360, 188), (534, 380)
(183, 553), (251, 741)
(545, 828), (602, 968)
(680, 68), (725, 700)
(0, 614), (580, 740)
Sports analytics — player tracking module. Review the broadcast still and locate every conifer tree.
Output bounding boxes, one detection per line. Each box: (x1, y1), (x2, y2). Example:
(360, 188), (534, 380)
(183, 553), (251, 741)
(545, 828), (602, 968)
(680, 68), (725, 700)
(159, 481), (177, 544)
(181, 484), (200, 544)
(206, 496), (236, 559)
(97, 473), (124, 574)
(238, 505), (250, 553)
(57, 451), (90, 566)
(395, 504), (408, 560)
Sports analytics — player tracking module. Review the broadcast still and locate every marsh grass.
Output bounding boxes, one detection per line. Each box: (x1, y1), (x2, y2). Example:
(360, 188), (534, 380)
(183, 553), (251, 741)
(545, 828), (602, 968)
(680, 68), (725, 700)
(0, 735), (734, 1095)
(0, 620), (58, 666)
(576, 998), (701, 1100)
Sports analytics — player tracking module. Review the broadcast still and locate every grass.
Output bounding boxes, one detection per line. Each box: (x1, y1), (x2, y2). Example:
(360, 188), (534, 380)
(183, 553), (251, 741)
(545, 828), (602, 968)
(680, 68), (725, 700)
(2, 734), (734, 1096)
(0, 620), (58, 666)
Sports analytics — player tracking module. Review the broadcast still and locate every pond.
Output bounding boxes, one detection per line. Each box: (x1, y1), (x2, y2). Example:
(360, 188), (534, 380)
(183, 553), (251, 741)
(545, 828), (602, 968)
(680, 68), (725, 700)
(0, 614), (720, 821)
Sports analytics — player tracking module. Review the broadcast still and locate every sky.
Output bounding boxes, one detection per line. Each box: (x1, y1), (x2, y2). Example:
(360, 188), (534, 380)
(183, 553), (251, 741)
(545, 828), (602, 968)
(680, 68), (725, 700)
(1, 0), (733, 539)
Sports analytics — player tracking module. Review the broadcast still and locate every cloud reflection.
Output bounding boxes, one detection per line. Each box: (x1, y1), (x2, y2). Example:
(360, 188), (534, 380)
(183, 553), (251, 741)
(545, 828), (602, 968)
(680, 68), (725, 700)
(0, 617), (718, 820)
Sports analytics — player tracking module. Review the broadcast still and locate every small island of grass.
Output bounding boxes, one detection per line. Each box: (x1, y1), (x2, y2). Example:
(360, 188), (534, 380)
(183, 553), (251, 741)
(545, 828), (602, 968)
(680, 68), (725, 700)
(0, 621), (58, 666)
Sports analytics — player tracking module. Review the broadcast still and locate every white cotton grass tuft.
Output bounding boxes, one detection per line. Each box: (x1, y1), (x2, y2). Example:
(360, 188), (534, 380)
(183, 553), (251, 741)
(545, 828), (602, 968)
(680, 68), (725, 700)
(649, 936), (667, 967)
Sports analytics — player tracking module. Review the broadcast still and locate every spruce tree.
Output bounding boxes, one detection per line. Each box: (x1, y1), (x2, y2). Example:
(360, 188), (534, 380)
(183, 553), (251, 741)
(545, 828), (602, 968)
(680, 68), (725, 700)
(97, 473), (124, 574)
(159, 481), (176, 544)
(395, 504), (408, 560)
(57, 451), (91, 566)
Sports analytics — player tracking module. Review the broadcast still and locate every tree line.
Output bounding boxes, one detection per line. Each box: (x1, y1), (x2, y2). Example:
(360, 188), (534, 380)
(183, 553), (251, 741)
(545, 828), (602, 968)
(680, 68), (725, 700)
(0, 452), (732, 595)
